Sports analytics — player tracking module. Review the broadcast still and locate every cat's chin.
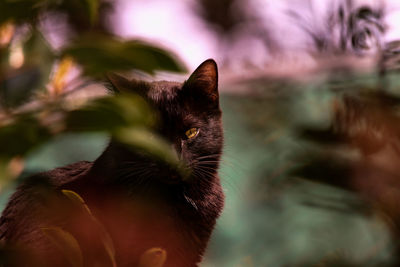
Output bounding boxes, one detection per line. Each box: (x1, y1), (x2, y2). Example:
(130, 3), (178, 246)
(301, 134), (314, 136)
(157, 173), (182, 184)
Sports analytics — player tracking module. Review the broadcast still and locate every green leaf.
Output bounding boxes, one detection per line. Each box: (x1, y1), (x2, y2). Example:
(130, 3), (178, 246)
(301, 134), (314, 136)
(66, 94), (155, 132)
(0, 67), (42, 108)
(62, 35), (186, 76)
(115, 127), (190, 180)
(0, 47), (10, 69)
(54, 0), (101, 30)
(0, 0), (100, 27)
(0, 0), (45, 24)
(0, 116), (52, 158)
(41, 227), (83, 267)
(23, 30), (55, 73)
(84, 0), (99, 25)
(0, 30), (54, 109)
(139, 248), (167, 267)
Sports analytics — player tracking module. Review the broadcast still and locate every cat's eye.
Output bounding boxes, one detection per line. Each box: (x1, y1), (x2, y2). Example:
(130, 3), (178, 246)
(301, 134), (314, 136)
(185, 128), (199, 139)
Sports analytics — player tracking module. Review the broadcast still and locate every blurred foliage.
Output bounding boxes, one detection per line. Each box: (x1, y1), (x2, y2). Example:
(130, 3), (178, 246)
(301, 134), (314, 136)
(42, 226), (84, 267)
(0, 115), (52, 158)
(0, 2), (184, 265)
(210, 76), (398, 266)
(61, 189), (117, 267)
(139, 248), (167, 267)
(18, 188), (164, 267)
(62, 35), (185, 76)
(291, 88), (400, 266)
(65, 94), (155, 132)
(3, 0), (400, 267)
(288, 0), (385, 55)
(192, 0), (278, 64)
(0, 0), (185, 186)
(0, 0), (111, 33)
(0, 30), (53, 108)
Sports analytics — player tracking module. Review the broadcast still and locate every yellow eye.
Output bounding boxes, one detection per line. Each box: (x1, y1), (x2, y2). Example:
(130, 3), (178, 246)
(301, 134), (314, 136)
(185, 128), (199, 139)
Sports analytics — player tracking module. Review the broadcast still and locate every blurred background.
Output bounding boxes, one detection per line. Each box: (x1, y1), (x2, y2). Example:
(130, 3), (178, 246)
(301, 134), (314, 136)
(3, 0), (400, 266)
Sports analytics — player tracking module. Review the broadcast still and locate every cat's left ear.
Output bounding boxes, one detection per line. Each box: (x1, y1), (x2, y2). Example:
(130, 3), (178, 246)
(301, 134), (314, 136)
(105, 73), (132, 94)
(105, 73), (149, 97)
(183, 59), (219, 106)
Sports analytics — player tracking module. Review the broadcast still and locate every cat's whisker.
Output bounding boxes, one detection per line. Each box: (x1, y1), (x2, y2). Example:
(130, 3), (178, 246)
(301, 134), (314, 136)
(193, 161), (242, 195)
(196, 153), (221, 158)
(194, 167), (218, 174)
(196, 161), (220, 167)
(195, 154), (221, 161)
(192, 167), (217, 180)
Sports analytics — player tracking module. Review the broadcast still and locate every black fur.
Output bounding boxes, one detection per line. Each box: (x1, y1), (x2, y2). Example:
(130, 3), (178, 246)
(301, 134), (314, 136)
(0, 59), (224, 267)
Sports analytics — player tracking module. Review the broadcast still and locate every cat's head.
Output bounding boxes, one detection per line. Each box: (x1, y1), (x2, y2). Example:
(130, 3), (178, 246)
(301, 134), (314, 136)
(105, 59), (223, 185)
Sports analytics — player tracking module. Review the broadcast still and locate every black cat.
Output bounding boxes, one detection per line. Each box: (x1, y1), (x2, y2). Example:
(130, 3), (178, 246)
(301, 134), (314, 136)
(0, 59), (224, 267)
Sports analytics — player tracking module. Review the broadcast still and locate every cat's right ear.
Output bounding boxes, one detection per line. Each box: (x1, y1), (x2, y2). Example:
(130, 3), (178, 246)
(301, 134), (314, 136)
(183, 59), (219, 107)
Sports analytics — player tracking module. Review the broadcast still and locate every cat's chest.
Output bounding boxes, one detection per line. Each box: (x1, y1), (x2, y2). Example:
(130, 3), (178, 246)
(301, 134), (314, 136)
(84, 192), (207, 266)
(61, 171), (222, 265)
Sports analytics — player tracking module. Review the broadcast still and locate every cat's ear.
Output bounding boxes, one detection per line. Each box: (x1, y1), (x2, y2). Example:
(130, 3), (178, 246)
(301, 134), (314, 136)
(105, 73), (132, 94)
(183, 59), (219, 105)
(105, 73), (148, 97)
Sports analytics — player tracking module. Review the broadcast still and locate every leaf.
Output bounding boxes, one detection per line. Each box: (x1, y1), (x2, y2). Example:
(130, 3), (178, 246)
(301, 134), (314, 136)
(0, 116), (52, 158)
(0, 67), (42, 108)
(115, 127), (190, 180)
(61, 190), (92, 215)
(0, 0), (100, 27)
(53, 0), (102, 32)
(291, 156), (354, 190)
(41, 226), (83, 267)
(61, 190), (117, 267)
(298, 127), (345, 145)
(50, 57), (74, 95)
(0, 30), (54, 109)
(96, 222), (117, 267)
(65, 94), (155, 132)
(23, 30), (55, 68)
(139, 248), (167, 267)
(84, 0), (99, 25)
(0, 22), (14, 47)
(62, 35), (186, 76)
(0, 0), (44, 25)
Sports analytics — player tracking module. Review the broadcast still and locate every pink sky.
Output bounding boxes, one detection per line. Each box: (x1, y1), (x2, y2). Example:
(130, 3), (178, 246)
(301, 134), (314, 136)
(111, 0), (400, 71)
(111, 0), (218, 70)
